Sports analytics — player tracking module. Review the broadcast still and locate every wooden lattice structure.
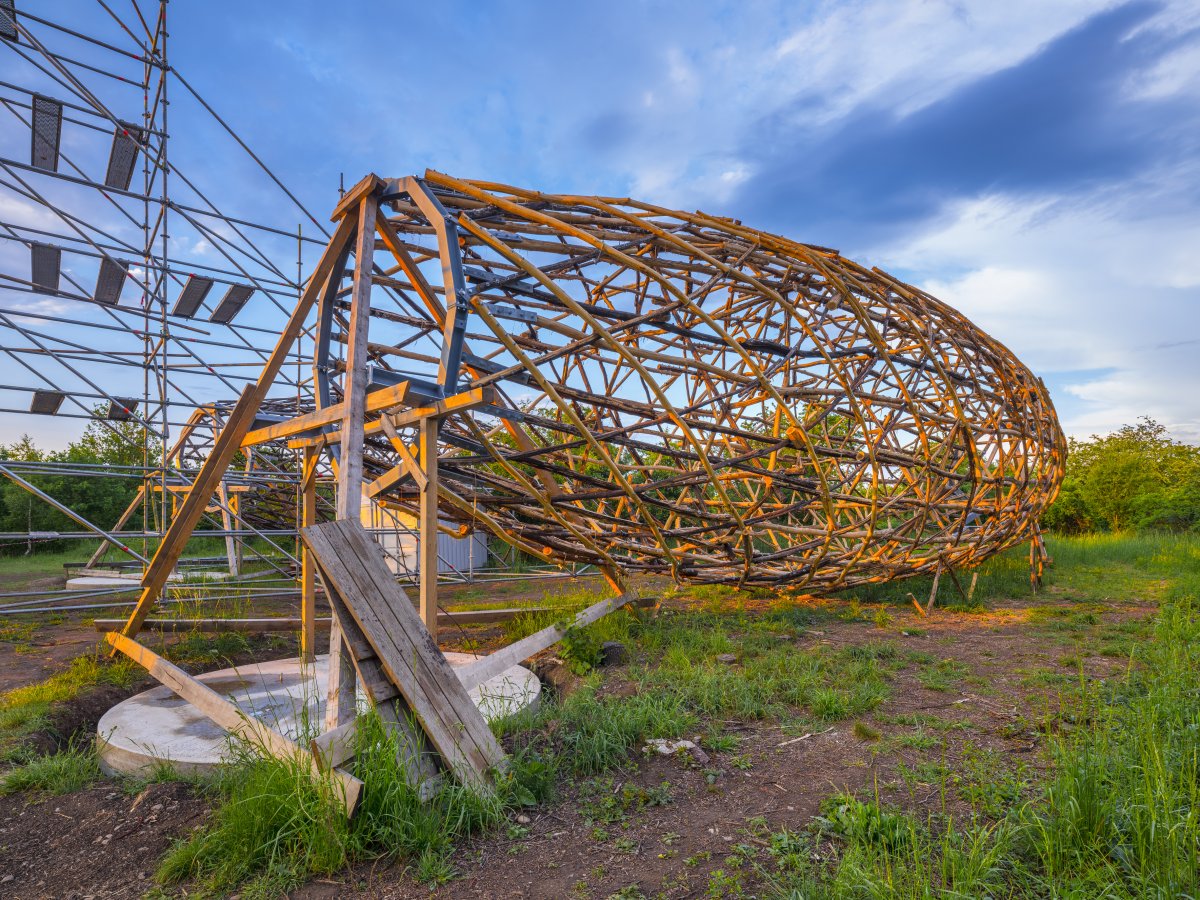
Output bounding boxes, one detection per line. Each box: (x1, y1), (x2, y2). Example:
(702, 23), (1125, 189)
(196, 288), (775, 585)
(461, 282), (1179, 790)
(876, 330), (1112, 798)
(313, 172), (1066, 590)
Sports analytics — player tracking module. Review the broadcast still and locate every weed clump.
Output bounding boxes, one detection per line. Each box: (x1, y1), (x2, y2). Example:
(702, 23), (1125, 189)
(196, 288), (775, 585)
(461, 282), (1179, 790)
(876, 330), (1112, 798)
(0, 742), (101, 795)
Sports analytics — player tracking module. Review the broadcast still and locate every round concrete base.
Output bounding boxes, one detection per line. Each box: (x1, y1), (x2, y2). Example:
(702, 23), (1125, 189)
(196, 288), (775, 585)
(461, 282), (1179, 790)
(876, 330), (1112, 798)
(97, 652), (540, 777)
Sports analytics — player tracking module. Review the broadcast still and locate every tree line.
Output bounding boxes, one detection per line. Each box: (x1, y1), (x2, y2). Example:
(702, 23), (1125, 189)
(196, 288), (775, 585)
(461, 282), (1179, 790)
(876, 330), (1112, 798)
(0, 413), (1196, 558)
(0, 412), (148, 555)
(1043, 417), (1200, 533)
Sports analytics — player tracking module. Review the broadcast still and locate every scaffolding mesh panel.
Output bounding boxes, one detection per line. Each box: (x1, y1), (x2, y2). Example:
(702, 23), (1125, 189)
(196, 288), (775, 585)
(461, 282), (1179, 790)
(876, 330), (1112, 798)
(0, 1), (15, 43)
(171, 274), (214, 317)
(103, 124), (145, 191)
(106, 398), (138, 421)
(30, 243), (60, 294)
(94, 256), (129, 305)
(29, 390), (64, 415)
(30, 95), (61, 171)
(209, 283), (253, 323)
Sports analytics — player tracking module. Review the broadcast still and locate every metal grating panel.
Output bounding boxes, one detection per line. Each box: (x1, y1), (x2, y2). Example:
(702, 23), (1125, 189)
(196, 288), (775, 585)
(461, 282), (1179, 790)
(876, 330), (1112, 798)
(94, 256), (128, 305)
(171, 274), (214, 317)
(0, 0), (16, 42)
(104, 123), (144, 190)
(30, 95), (61, 171)
(209, 283), (254, 323)
(29, 390), (64, 415)
(106, 398), (138, 421)
(30, 243), (60, 294)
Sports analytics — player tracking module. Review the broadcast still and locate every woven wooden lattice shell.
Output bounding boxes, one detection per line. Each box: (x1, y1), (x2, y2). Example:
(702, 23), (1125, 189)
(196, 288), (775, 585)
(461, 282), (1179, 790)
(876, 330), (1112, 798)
(345, 173), (1066, 589)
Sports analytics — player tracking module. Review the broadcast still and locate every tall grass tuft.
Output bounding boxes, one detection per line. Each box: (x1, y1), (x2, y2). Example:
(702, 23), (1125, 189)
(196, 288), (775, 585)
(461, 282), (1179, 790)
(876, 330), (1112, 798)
(158, 708), (557, 894)
(1018, 589), (1200, 896)
(0, 742), (101, 795)
(157, 743), (352, 894)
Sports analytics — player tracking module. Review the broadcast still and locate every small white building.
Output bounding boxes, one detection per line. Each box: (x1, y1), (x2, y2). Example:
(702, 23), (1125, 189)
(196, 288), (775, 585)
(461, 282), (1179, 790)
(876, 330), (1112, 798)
(360, 497), (489, 577)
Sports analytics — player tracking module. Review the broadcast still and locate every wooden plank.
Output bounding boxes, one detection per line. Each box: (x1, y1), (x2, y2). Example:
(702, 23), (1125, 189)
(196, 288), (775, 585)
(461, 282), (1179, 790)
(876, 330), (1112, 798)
(118, 211), (358, 640)
(418, 414), (439, 639)
(301, 445), (318, 662)
(459, 593), (644, 691)
(302, 521), (506, 791)
(240, 379), (412, 448)
(314, 560), (440, 790)
(286, 386), (495, 450)
(105, 631), (362, 814)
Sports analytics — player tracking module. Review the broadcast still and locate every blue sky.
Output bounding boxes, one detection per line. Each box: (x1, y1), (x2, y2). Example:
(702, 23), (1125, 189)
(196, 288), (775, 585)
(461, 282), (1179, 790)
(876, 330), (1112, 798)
(2, 0), (1199, 445)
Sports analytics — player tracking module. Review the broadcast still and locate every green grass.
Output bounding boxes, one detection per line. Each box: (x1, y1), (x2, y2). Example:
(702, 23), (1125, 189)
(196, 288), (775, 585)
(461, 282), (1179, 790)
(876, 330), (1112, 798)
(766, 532), (1200, 898)
(158, 709), (553, 895)
(0, 651), (139, 758)
(0, 742), (101, 794)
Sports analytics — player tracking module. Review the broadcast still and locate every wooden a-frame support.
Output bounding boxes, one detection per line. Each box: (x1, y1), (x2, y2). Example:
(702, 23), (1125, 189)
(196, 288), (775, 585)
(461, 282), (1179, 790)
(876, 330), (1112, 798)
(105, 173), (640, 812)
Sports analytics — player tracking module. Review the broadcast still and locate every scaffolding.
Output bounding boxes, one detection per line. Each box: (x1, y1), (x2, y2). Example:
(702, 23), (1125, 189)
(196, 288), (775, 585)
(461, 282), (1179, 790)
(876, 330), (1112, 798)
(0, 3), (580, 619)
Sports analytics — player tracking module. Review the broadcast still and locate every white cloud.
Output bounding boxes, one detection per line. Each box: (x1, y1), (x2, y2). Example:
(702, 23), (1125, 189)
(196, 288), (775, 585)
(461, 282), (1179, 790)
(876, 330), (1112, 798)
(875, 170), (1200, 440)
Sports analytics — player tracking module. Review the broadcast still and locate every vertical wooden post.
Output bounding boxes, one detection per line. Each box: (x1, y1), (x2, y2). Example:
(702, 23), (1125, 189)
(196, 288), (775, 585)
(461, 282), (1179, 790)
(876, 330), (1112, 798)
(301, 445), (318, 663)
(418, 414), (440, 641)
(217, 482), (239, 577)
(327, 192), (377, 729)
(926, 561), (943, 615)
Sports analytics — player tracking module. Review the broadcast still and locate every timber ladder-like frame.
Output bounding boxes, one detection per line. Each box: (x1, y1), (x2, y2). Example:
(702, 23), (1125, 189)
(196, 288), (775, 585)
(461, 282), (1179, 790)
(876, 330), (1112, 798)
(104, 175), (643, 811)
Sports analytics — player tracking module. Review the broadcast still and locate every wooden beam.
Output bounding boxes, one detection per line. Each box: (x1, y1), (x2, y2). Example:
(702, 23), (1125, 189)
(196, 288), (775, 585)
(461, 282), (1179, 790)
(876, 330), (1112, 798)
(240, 379), (413, 448)
(95, 617), (326, 633)
(337, 194), (379, 519)
(301, 445), (318, 663)
(105, 631), (362, 813)
(380, 417), (427, 489)
(418, 414), (440, 640)
(217, 483), (239, 577)
(310, 718), (358, 770)
(330, 173), (384, 223)
(458, 593), (648, 691)
(327, 192), (378, 730)
(94, 603), (652, 634)
(286, 386), (495, 450)
(375, 214), (445, 322)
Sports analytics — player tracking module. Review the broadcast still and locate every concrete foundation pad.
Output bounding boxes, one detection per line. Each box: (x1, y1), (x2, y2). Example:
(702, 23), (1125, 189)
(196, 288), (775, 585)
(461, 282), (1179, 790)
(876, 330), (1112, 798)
(67, 570), (232, 590)
(97, 652), (540, 776)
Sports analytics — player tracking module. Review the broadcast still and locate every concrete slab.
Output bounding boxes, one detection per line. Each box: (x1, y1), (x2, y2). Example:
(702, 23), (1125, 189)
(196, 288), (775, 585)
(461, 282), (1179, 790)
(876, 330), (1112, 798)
(97, 652), (540, 776)
(66, 570), (232, 590)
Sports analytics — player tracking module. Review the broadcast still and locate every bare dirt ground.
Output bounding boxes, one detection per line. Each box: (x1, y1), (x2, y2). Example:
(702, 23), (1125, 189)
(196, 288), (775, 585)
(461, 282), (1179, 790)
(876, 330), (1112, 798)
(0, 567), (1151, 900)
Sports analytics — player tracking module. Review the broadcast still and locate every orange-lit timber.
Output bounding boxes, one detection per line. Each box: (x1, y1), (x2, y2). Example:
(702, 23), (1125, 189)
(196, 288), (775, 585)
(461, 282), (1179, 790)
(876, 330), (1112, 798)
(294, 171), (1066, 591)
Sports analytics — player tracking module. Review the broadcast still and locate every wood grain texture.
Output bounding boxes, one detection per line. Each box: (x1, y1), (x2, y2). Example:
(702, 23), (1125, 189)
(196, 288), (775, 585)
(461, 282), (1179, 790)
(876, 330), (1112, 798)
(302, 520), (506, 792)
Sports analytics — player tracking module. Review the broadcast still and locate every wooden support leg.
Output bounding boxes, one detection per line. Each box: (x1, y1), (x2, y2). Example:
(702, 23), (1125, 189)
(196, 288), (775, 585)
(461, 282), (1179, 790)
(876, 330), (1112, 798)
(926, 562), (943, 615)
(218, 482), (239, 577)
(418, 414), (440, 642)
(326, 191), (378, 725)
(301, 446), (318, 663)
